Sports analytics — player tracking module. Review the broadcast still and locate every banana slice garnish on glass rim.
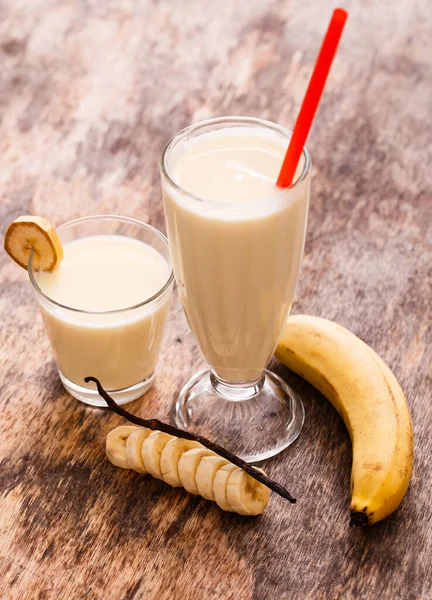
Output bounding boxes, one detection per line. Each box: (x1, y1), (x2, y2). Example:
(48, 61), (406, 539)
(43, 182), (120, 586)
(4, 215), (63, 271)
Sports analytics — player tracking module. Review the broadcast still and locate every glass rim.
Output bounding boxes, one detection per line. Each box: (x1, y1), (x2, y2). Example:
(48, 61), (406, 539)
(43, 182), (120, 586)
(28, 214), (174, 315)
(160, 116), (312, 205)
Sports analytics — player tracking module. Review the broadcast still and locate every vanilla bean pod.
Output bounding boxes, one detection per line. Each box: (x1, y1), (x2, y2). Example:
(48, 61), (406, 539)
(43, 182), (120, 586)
(85, 376), (296, 504)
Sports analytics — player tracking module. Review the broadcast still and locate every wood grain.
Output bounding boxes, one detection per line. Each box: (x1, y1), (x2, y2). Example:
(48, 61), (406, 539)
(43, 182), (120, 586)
(0, 1), (431, 598)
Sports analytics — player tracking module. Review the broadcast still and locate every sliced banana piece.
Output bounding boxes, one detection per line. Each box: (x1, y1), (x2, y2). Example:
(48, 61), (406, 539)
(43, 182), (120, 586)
(141, 431), (174, 480)
(106, 426), (137, 469)
(4, 215), (63, 271)
(178, 448), (216, 494)
(125, 427), (152, 474)
(195, 455), (229, 501)
(213, 463), (237, 512)
(160, 438), (203, 487)
(226, 467), (270, 516)
(106, 425), (272, 517)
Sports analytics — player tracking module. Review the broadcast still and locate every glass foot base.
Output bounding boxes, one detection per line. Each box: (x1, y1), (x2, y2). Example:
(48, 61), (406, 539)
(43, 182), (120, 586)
(59, 370), (155, 406)
(172, 369), (304, 462)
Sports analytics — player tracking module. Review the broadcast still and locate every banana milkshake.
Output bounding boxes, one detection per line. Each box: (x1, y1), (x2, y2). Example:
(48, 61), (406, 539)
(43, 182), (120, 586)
(162, 123), (309, 383)
(30, 217), (173, 405)
(160, 117), (311, 460)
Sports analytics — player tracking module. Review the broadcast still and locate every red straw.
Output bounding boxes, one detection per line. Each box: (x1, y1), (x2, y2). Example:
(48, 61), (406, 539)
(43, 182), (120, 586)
(277, 8), (348, 188)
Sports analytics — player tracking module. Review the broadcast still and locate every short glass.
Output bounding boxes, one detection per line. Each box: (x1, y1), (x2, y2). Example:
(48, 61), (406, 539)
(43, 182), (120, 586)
(160, 117), (311, 462)
(29, 215), (174, 406)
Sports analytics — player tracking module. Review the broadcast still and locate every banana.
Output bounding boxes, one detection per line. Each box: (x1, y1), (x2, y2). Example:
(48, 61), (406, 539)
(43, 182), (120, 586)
(276, 314), (414, 525)
(160, 438), (203, 487)
(226, 467), (271, 516)
(106, 426), (138, 469)
(4, 215), (63, 271)
(106, 426), (271, 515)
(195, 456), (229, 501)
(141, 431), (174, 480)
(213, 464), (237, 512)
(178, 448), (216, 494)
(126, 427), (152, 474)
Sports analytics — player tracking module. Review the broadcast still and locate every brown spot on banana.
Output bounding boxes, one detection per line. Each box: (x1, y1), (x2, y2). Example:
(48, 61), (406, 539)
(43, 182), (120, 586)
(363, 463), (384, 472)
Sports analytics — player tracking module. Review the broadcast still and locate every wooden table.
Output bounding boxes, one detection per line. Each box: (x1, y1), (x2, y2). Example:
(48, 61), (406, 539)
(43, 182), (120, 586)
(1, 1), (431, 598)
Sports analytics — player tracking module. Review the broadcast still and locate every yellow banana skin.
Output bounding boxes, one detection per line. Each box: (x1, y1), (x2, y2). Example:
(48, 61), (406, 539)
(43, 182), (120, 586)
(276, 315), (413, 526)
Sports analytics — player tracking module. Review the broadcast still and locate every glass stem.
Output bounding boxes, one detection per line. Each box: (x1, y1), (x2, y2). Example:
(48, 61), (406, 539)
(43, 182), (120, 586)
(210, 371), (265, 401)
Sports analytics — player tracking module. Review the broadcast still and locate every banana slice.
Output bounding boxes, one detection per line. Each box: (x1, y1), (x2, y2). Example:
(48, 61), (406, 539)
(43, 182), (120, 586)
(106, 425), (137, 469)
(141, 431), (174, 480)
(4, 215), (63, 271)
(125, 427), (152, 474)
(226, 467), (270, 516)
(195, 455), (229, 501)
(178, 448), (216, 494)
(213, 463), (237, 512)
(160, 438), (203, 487)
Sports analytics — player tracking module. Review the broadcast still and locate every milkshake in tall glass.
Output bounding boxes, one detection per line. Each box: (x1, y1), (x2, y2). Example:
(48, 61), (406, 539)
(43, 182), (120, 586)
(161, 118), (311, 461)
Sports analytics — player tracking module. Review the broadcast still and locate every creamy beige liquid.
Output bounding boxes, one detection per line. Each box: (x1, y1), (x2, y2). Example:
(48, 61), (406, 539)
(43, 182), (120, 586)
(162, 126), (309, 383)
(37, 235), (171, 390)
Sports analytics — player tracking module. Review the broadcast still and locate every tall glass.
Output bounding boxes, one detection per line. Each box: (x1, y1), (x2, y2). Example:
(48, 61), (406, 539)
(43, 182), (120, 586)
(160, 117), (311, 462)
(29, 215), (174, 406)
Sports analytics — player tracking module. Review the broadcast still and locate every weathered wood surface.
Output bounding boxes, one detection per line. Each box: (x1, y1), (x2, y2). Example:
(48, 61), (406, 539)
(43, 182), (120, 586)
(0, 0), (431, 598)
